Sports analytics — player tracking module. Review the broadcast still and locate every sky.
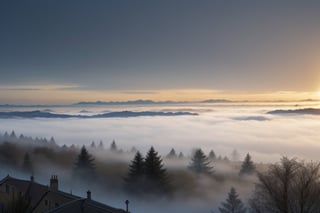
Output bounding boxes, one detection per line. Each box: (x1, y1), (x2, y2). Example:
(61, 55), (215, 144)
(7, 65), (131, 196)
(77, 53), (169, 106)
(1, 0), (320, 104)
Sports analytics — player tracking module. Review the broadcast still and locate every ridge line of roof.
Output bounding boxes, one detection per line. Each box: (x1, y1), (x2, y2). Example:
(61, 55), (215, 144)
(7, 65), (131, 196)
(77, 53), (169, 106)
(45, 198), (86, 212)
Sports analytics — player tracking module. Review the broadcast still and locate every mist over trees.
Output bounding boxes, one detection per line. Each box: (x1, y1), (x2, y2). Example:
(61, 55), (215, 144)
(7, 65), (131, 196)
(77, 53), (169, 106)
(188, 148), (213, 174)
(22, 152), (33, 175)
(124, 151), (145, 196)
(73, 146), (96, 181)
(124, 147), (171, 197)
(166, 148), (177, 159)
(239, 153), (255, 176)
(231, 149), (240, 162)
(2, 131), (320, 212)
(209, 149), (216, 160)
(219, 187), (246, 213)
(144, 147), (171, 195)
(110, 140), (117, 152)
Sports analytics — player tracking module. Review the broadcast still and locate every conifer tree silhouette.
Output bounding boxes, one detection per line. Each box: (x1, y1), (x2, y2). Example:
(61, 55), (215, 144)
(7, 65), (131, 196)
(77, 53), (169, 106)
(209, 150), (216, 160)
(73, 146), (95, 180)
(110, 140), (117, 152)
(239, 153), (255, 176)
(124, 151), (145, 195)
(144, 147), (170, 195)
(22, 152), (33, 175)
(219, 187), (246, 213)
(188, 149), (213, 174)
(166, 148), (177, 159)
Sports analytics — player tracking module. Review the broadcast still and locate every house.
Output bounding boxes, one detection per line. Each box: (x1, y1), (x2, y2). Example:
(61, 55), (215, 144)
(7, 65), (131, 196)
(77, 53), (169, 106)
(47, 191), (127, 213)
(0, 175), (128, 213)
(32, 176), (81, 212)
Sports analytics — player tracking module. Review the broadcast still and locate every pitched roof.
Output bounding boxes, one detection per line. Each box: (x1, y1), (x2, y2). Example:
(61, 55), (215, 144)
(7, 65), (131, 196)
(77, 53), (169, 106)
(31, 187), (80, 212)
(0, 175), (80, 212)
(0, 175), (127, 213)
(0, 175), (48, 207)
(47, 198), (127, 213)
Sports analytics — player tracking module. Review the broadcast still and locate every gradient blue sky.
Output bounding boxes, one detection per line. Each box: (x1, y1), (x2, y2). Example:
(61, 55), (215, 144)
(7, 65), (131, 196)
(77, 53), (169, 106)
(1, 0), (320, 103)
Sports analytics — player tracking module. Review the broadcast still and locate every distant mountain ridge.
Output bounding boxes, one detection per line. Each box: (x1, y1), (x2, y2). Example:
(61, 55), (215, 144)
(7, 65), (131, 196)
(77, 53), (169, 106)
(75, 99), (232, 105)
(1, 99), (319, 108)
(268, 108), (320, 115)
(75, 100), (176, 105)
(0, 110), (197, 119)
(200, 99), (233, 103)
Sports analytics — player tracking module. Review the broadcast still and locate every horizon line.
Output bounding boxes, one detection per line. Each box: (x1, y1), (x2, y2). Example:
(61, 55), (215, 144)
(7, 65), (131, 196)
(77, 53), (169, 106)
(0, 98), (319, 107)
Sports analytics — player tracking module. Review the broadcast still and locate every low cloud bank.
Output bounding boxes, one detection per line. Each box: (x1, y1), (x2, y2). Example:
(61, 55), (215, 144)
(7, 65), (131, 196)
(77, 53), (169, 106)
(0, 104), (319, 163)
(268, 108), (320, 115)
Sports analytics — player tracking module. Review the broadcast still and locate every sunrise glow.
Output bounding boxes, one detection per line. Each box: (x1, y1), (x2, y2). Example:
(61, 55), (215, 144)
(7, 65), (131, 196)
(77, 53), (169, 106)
(1, 1), (320, 213)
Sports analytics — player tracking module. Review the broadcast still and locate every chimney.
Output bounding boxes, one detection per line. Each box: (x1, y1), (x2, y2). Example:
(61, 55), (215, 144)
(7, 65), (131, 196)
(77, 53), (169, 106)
(87, 190), (91, 201)
(30, 176), (34, 182)
(50, 175), (58, 191)
(125, 200), (130, 213)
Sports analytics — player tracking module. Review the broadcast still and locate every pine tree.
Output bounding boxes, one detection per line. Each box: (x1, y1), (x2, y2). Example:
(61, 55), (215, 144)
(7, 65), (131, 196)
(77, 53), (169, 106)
(144, 147), (170, 195)
(209, 150), (216, 160)
(239, 153), (255, 176)
(188, 149), (213, 174)
(178, 152), (184, 159)
(219, 187), (246, 213)
(166, 148), (177, 159)
(90, 141), (96, 148)
(124, 152), (145, 195)
(231, 149), (240, 161)
(4, 131), (9, 139)
(49, 137), (56, 145)
(22, 152), (33, 175)
(19, 134), (25, 140)
(223, 156), (230, 162)
(73, 146), (96, 180)
(98, 141), (104, 149)
(130, 146), (138, 154)
(110, 140), (117, 152)
(10, 130), (16, 139)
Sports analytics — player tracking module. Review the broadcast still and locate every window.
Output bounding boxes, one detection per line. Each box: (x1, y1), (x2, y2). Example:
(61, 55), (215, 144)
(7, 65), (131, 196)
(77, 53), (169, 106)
(44, 200), (48, 206)
(5, 185), (9, 194)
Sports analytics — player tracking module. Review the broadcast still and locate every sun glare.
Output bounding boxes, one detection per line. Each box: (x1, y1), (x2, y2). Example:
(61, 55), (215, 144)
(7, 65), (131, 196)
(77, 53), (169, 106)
(316, 91), (320, 98)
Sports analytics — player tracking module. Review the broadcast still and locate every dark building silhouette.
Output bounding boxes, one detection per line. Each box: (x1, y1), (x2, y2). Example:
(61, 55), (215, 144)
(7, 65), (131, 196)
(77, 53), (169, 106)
(0, 175), (127, 213)
(47, 190), (127, 213)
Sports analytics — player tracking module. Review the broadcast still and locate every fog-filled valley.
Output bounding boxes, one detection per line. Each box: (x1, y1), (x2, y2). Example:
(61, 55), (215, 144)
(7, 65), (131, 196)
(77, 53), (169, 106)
(1, 102), (320, 212)
(1, 101), (320, 162)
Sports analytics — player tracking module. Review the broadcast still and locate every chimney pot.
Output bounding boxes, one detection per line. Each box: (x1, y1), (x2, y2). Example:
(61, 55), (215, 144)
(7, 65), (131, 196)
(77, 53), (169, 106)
(50, 175), (58, 191)
(87, 190), (91, 200)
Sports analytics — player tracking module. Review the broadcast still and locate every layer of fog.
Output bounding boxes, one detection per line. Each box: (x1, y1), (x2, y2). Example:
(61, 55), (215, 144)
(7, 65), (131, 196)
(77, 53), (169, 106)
(2, 101), (320, 212)
(1, 105), (320, 163)
(0, 136), (254, 213)
(1, 103), (320, 164)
